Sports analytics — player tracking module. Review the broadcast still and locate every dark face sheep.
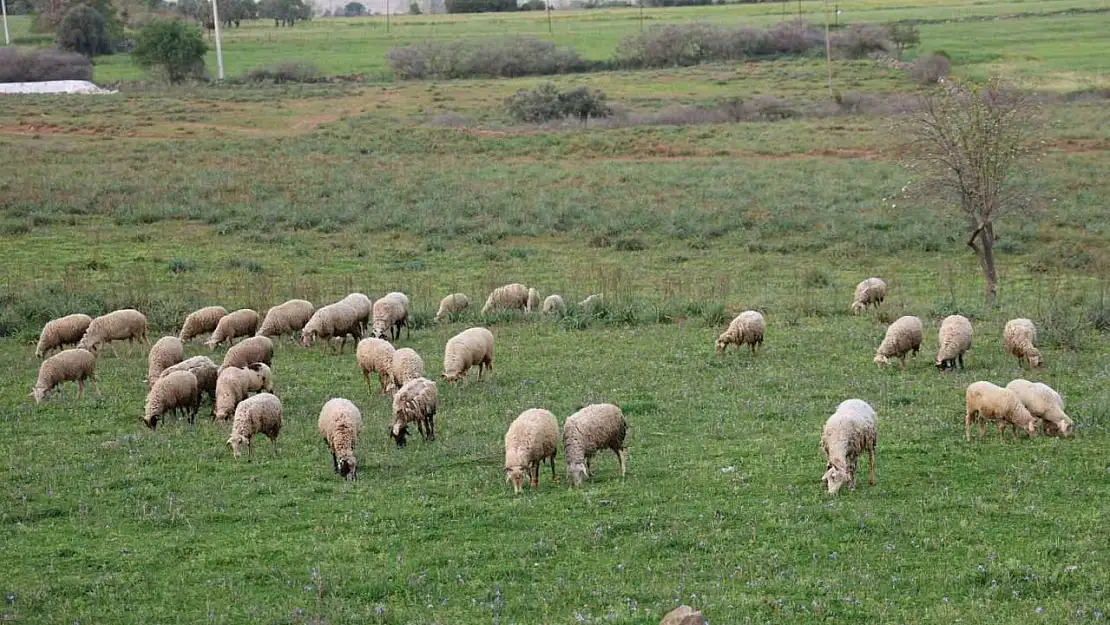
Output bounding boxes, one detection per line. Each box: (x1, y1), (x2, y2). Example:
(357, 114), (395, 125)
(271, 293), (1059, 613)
(338, 456), (357, 480)
(390, 423), (410, 447)
(144, 414), (160, 431)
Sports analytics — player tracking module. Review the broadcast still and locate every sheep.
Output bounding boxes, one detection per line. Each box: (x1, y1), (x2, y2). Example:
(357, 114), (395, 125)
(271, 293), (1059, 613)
(442, 327), (495, 383)
(542, 294), (566, 316)
(964, 381), (1039, 441)
(563, 403), (628, 487)
(504, 408), (559, 494)
(935, 314), (973, 371)
(851, 277), (887, 314)
(389, 347), (425, 393)
(578, 294), (603, 313)
(715, 311), (766, 356)
(205, 309), (260, 349)
(146, 336), (185, 389)
(873, 315), (923, 368)
(526, 287), (541, 313)
(160, 356), (218, 406)
(31, 348), (97, 404)
(390, 377), (438, 447)
(356, 337), (396, 395)
(219, 335), (274, 372)
(78, 309), (149, 356)
(318, 398), (363, 479)
(35, 313), (93, 358)
(1004, 318), (1043, 369)
(435, 293), (470, 321)
(256, 299), (314, 339)
(1006, 379), (1074, 437)
(301, 302), (362, 354)
(227, 393), (283, 461)
(214, 363), (274, 422)
(179, 306), (227, 342)
(143, 370), (200, 430)
(481, 283), (528, 315)
(371, 292), (410, 341)
(341, 293), (374, 330)
(820, 399), (877, 495)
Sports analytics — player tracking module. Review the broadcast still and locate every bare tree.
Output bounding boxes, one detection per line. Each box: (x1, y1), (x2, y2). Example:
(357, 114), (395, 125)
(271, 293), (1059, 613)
(907, 77), (1039, 306)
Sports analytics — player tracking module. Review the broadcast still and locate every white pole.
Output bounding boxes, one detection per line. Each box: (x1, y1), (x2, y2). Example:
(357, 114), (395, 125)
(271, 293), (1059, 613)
(2, 0), (11, 47)
(210, 0), (225, 79)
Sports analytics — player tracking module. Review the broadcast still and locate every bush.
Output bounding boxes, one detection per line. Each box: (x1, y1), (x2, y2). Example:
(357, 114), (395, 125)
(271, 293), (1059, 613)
(831, 23), (892, 58)
(133, 19), (207, 84)
(244, 60), (320, 83)
(910, 53), (950, 85)
(505, 83), (611, 124)
(0, 47), (92, 82)
(56, 5), (114, 58)
(889, 22), (920, 59)
(386, 37), (592, 80)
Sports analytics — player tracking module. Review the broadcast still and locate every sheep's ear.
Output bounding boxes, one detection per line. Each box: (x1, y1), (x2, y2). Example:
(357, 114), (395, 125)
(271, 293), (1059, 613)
(248, 362), (262, 371)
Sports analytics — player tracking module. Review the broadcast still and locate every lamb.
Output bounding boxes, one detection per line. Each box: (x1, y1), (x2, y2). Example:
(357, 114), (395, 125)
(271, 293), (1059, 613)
(504, 408), (559, 494)
(389, 347), (425, 393)
(77, 309), (149, 355)
(820, 399), (877, 495)
(160, 356), (218, 406)
(219, 335), (274, 372)
(935, 314), (973, 371)
(1005, 379), (1074, 437)
(35, 313), (93, 358)
(179, 306), (227, 342)
(1003, 318), (1043, 369)
(542, 294), (566, 316)
(256, 299), (314, 339)
(341, 293), (373, 330)
(390, 377), (438, 447)
(371, 292), (410, 341)
(214, 363), (274, 422)
(31, 348), (97, 403)
(578, 294), (603, 313)
(851, 277), (887, 314)
(526, 287), (541, 313)
(481, 283), (528, 315)
(205, 309), (260, 349)
(318, 398), (363, 479)
(715, 311), (766, 356)
(435, 293), (470, 321)
(873, 315), (923, 368)
(964, 380), (1039, 441)
(356, 337), (396, 395)
(146, 336), (185, 389)
(563, 403), (628, 487)
(442, 327), (495, 382)
(143, 370), (199, 430)
(227, 393), (283, 461)
(301, 302), (362, 354)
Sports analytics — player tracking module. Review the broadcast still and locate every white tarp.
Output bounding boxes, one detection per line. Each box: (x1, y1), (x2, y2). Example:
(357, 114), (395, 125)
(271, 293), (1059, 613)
(0, 80), (118, 94)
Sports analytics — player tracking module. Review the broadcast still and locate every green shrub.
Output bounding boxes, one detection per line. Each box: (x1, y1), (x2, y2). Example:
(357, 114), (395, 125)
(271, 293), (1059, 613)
(386, 37), (592, 80)
(56, 5), (113, 58)
(505, 83), (611, 124)
(0, 48), (92, 82)
(133, 19), (207, 84)
(243, 60), (320, 84)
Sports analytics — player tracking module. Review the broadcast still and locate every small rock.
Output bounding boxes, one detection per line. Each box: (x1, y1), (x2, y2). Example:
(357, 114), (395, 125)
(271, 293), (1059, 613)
(660, 605), (705, 625)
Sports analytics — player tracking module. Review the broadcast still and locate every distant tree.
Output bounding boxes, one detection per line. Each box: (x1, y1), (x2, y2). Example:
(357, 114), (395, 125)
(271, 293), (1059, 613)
(408, 1), (421, 13)
(889, 22), (920, 59)
(322, 7), (332, 14)
(32, 0), (123, 37)
(344, 1), (365, 15)
(259, 0), (309, 25)
(519, 0), (544, 9)
(56, 5), (113, 57)
(133, 19), (208, 83)
(445, 0), (517, 13)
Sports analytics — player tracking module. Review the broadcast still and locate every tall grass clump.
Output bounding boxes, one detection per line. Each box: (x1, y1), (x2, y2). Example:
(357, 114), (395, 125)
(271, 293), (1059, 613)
(0, 47), (92, 82)
(387, 37), (592, 80)
(243, 61), (320, 84)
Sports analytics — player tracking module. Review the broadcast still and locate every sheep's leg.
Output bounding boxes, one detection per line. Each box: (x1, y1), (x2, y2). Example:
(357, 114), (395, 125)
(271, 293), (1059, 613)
(78, 379), (85, 399)
(362, 370), (373, 392)
(550, 453), (557, 482)
(426, 414), (435, 441)
(247, 439), (254, 462)
(189, 402), (198, 425)
(979, 419), (987, 441)
(617, 447), (628, 478)
(271, 435), (279, 456)
(330, 449), (338, 473)
(898, 355), (906, 369)
(957, 353), (964, 370)
(530, 462), (539, 488)
(110, 343), (119, 359)
(416, 419), (426, 440)
(867, 446), (876, 486)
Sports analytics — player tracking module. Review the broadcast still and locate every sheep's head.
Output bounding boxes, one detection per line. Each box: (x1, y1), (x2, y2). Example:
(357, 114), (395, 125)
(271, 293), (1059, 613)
(506, 466), (528, 494)
(227, 434), (248, 458)
(77, 339), (97, 354)
(873, 354), (889, 367)
(851, 301), (865, 315)
(34, 347), (44, 359)
(204, 338), (218, 350)
(247, 362), (274, 392)
(338, 455), (357, 480)
(567, 462), (588, 487)
(390, 422), (409, 448)
(30, 386), (47, 404)
(371, 327), (387, 340)
(821, 461), (851, 495)
(299, 332), (314, 348)
(144, 413), (159, 431)
(1028, 350), (1044, 368)
(714, 336), (729, 355)
(1045, 419), (1073, 438)
(441, 372), (461, 383)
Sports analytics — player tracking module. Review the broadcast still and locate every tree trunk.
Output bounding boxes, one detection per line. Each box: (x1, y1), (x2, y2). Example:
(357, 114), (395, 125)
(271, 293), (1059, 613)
(981, 223), (997, 306)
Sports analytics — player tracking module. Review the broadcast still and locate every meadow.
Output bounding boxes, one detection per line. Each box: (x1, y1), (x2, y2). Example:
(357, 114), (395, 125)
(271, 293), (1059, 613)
(3, 1), (1110, 623)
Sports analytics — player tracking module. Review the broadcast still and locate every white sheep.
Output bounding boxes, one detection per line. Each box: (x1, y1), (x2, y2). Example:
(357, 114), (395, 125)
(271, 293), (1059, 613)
(356, 337), (396, 395)
(179, 306), (227, 342)
(371, 292), (410, 341)
(965, 380), (1039, 441)
(78, 309), (149, 356)
(435, 293), (470, 321)
(318, 398), (363, 479)
(526, 287), (541, 313)
(851, 278), (887, 314)
(1003, 318), (1043, 369)
(504, 408), (559, 494)
(578, 294), (603, 313)
(442, 327), (495, 383)
(143, 370), (200, 430)
(820, 399), (877, 495)
(31, 348), (97, 403)
(219, 335), (274, 372)
(481, 283), (529, 315)
(147, 336), (185, 389)
(389, 347), (425, 393)
(935, 314), (973, 371)
(227, 393), (283, 461)
(256, 299), (314, 339)
(160, 356), (218, 407)
(390, 377), (438, 447)
(715, 310), (766, 356)
(205, 309), (260, 349)
(301, 302), (362, 354)
(563, 403), (628, 487)
(542, 294), (566, 316)
(1005, 379), (1074, 437)
(341, 293), (374, 331)
(35, 313), (93, 358)
(873, 315), (923, 368)
(214, 363), (274, 422)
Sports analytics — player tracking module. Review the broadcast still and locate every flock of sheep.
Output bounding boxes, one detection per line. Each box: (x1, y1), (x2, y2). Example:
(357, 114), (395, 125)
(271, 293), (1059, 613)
(26, 276), (1074, 495)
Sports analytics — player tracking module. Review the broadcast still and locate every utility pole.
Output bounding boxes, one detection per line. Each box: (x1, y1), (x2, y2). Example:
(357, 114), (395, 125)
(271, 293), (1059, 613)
(386, 0), (391, 33)
(823, 0), (832, 96)
(639, 0), (644, 31)
(546, 0), (552, 35)
(2, 0), (10, 46)
(210, 0), (225, 79)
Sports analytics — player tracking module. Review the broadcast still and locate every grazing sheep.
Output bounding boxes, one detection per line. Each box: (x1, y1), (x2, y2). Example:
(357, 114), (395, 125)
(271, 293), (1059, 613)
(160, 356), (218, 406)
(143, 370), (200, 430)
(356, 337), (396, 395)
(1006, 379), (1074, 437)
(442, 327), (495, 383)
(341, 293), (374, 331)
(526, 287), (541, 313)
(542, 294), (566, 316)
(935, 314), (973, 371)
(820, 399), (877, 495)
(481, 283), (529, 315)
(179, 306), (227, 342)
(214, 363), (274, 422)
(851, 278), (887, 314)
(578, 294), (603, 313)
(435, 293), (470, 321)
(504, 408), (559, 494)
(256, 299), (314, 339)
(563, 403), (628, 487)
(318, 398), (363, 479)
(78, 309), (149, 356)
(219, 335), (274, 372)
(301, 302), (362, 354)
(389, 347), (425, 393)
(227, 393), (283, 461)
(391, 377), (438, 447)
(964, 381), (1039, 441)
(371, 292), (410, 341)
(35, 313), (93, 358)
(715, 311), (766, 356)
(205, 309), (260, 349)
(873, 315), (923, 368)
(31, 348), (97, 404)
(1004, 318), (1043, 369)
(147, 336), (185, 389)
